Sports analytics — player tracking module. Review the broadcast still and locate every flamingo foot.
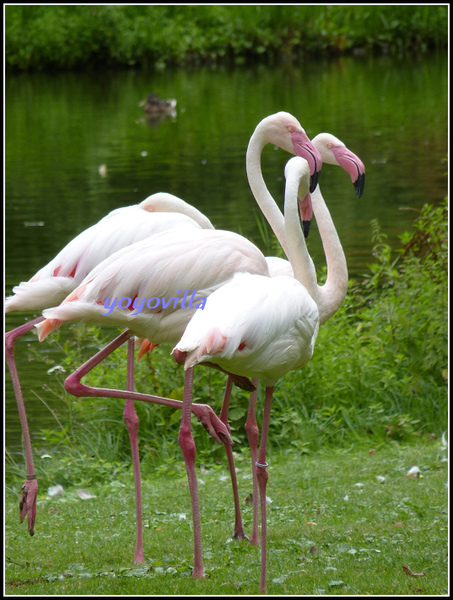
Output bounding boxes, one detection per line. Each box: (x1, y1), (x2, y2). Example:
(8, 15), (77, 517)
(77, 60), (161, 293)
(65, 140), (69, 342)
(192, 566), (206, 579)
(19, 476), (38, 536)
(191, 404), (234, 446)
(232, 527), (250, 541)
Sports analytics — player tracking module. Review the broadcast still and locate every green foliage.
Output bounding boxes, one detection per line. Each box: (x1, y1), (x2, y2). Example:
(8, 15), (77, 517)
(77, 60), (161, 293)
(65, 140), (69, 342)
(5, 5), (448, 72)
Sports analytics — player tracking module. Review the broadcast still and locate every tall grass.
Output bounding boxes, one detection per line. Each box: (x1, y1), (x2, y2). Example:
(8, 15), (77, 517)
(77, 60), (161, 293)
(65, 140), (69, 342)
(5, 5), (448, 72)
(5, 200), (447, 490)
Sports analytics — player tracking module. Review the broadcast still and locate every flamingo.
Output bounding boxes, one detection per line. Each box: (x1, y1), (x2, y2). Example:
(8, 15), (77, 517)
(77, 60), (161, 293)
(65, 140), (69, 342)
(173, 156), (321, 592)
(222, 131), (366, 546)
(5, 191), (216, 552)
(170, 133), (365, 585)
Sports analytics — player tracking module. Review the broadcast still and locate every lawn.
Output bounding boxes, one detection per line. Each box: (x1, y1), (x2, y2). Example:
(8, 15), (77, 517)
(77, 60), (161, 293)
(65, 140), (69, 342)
(5, 440), (448, 595)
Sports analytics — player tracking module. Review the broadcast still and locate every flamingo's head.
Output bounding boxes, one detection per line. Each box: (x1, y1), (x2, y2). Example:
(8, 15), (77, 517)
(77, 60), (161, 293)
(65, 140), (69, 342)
(312, 133), (366, 198)
(260, 112), (323, 193)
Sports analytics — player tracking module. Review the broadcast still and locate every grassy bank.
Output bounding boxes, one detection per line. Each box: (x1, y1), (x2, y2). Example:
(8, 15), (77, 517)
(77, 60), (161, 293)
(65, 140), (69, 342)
(5, 5), (448, 72)
(5, 442), (448, 595)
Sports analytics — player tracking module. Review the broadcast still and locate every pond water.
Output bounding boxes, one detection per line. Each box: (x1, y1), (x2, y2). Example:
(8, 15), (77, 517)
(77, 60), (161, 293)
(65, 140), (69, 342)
(5, 52), (448, 449)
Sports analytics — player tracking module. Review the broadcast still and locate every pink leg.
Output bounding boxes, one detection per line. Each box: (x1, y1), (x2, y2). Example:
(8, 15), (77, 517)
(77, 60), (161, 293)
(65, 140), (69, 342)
(64, 330), (233, 446)
(219, 376), (248, 540)
(244, 378), (260, 546)
(178, 367), (205, 578)
(123, 338), (144, 564)
(256, 386), (274, 595)
(5, 316), (44, 536)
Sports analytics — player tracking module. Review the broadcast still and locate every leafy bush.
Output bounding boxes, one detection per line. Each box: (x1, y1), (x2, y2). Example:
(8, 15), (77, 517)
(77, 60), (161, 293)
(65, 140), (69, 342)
(5, 5), (449, 72)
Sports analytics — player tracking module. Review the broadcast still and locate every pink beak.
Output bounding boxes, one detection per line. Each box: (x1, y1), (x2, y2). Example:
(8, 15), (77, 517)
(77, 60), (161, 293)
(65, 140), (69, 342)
(290, 131), (323, 193)
(298, 194), (313, 238)
(331, 146), (366, 198)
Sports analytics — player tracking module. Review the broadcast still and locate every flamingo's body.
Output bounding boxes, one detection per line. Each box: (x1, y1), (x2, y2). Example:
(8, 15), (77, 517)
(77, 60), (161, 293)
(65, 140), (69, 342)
(172, 135), (365, 589)
(175, 272), (318, 384)
(174, 134), (365, 591)
(37, 227), (271, 343)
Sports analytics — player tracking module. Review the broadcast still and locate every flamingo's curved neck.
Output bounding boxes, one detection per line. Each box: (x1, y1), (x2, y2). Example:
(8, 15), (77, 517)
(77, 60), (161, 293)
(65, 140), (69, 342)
(311, 187), (348, 325)
(246, 131), (288, 257)
(284, 165), (318, 304)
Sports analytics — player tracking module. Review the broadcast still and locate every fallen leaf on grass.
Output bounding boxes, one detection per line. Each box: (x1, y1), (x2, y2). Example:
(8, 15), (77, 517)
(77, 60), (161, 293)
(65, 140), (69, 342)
(47, 485), (64, 498)
(244, 492), (272, 505)
(402, 566), (426, 577)
(76, 489), (96, 500)
(406, 466), (422, 478)
(329, 580), (346, 588)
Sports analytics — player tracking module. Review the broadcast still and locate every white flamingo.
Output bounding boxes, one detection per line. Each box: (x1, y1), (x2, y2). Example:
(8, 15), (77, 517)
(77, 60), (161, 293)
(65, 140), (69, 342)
(221, 131), (366, 546)
(6, 111), (320, 546)
(173, 156), (320, 592)
(5, 191), (216, 556)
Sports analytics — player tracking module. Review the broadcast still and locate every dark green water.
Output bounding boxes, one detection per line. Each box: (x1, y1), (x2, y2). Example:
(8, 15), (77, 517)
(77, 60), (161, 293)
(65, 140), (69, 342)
(5, 53), (448, 448)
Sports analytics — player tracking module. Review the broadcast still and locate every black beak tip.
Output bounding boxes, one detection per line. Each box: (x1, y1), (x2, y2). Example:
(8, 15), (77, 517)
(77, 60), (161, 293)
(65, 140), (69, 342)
(354, 173), (365, 198)
(309, 170), (319, 194)
(303, 219), (311, 239)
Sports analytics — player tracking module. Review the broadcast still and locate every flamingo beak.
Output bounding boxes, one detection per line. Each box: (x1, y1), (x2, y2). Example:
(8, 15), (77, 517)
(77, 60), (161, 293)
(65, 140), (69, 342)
(354, 172), (366, 199)
(298, 194), (313, 239)
(331, 146), (366, 198)
(291, 132), (323, 193)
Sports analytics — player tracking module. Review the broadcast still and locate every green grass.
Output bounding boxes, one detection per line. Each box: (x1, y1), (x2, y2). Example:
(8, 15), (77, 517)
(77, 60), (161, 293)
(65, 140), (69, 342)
(5, 441), (448, 595)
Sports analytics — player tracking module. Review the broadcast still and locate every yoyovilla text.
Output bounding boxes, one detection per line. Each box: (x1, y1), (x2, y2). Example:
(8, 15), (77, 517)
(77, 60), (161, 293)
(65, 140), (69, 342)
(102, 290), (207, 316)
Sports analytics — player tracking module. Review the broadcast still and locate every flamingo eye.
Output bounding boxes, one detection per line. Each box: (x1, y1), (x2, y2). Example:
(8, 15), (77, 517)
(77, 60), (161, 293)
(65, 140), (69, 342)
(327, 143), (333, 150)
(287, 125), (294, 133)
